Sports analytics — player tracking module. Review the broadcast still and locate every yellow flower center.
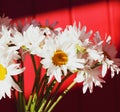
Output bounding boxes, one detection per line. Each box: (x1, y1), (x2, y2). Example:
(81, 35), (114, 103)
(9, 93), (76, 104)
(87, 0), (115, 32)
(0, 64), (7, 80)
(52, 50), (68, 66)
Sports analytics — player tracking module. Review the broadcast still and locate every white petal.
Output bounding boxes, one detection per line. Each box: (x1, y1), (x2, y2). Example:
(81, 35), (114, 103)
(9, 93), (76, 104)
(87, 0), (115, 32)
(102, 62), (107, 77)
(106, 36), (111, 43)
(7, 64), (25, 76)
(89, 82), (93, 93)
(74, 71), (85, 83)
(110, 67), (115, 78)
(83, 83), (88, 94)
(9, 77), (22, 92)
(61, 65), (67, 75)
(54, 68), (62, 82)
(48, 74), (53, 83)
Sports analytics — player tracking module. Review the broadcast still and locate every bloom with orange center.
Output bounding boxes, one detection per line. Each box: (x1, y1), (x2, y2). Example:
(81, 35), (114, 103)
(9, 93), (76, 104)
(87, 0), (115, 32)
(41, 38), (85, 82)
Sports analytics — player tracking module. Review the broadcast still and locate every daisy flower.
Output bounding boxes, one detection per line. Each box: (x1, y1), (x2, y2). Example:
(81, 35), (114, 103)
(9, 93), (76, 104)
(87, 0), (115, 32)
(0, 26), (14, 47)
(0, 46), (20, 65)
(0, 26), (20, 62)
(12, 28), (24, 49)
(59, 22), (92, 46)
(0, 63), (24, 99)
(0, 47), (25, 100)
(41, 37), (85, 82)
(94, 32), (120, 77)
(74, 62), (105, 93)
(59, 22), (95, 64)
(102, 43), (120, 77)
(14, 25), (45, 56)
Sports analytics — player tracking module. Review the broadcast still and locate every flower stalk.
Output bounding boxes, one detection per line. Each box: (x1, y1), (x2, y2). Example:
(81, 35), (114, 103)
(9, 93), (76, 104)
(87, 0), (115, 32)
(47, 81), (76, 112)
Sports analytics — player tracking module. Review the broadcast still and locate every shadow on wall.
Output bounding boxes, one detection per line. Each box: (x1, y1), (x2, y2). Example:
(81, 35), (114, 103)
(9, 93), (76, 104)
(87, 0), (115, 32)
(0, 0), (107, 18)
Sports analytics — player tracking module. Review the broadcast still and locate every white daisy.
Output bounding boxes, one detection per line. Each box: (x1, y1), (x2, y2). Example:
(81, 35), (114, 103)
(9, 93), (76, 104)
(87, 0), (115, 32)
(59, 22), (92, 46)
(0, 50), (25, 99)
(0, 27), (20, 64)
(0, 63), (24, 100)
(0, 26), (14, 47)
(94, 32), (120, 77)
(75, 44), (105, 93)
(14, 25), (45, 55)
(74, 67), (105, 93)
(41, 37), (85, 82)
(102, 42), (120, 77)
(0, 46), (20, 65)
(86, 48), (104, 62)
(11, 28), (24, 49)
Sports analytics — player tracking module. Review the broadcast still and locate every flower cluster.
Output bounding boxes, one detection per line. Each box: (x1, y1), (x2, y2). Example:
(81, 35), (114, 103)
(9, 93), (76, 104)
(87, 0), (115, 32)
(0, 16), (120, 112)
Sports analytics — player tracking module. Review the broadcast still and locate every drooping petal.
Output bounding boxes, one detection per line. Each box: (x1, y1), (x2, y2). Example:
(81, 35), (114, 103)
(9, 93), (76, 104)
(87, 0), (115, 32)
(9, 77), (22, 92)
(102, 62), (107, 77)
(83, 83), (88, 94)
(7, 64), (25, 76)
(74, 71), (85, 83)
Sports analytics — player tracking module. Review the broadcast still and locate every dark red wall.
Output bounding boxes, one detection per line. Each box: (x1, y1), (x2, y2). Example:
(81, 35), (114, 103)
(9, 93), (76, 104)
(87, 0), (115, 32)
(0, 0), (120, 112)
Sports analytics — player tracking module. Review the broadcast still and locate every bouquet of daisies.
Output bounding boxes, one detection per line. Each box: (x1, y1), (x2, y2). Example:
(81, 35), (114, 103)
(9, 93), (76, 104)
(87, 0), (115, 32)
(0, 15), (120, 112)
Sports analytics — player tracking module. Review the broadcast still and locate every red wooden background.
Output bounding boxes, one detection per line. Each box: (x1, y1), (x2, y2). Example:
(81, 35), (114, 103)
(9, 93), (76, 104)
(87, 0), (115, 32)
(0, 0), (120, 112)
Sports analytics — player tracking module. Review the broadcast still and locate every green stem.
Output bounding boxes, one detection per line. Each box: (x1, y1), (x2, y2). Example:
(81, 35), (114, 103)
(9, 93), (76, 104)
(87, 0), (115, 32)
(18, 73), (25, 112)
(37, 78), (56, 111)
(38, 98), (46, 112)
(29, 55), (42, 111)
(44, 73), (71, 112)
(30, 55), (37, 75)
(37, 75), (47, 98)
(25, 95), (32, 111)
(31, 55), (42, 94)
(29, 64), (43, 111)
(36, 64), (44, 94)
(36, 75), (49, 111)
(31, 55), (37, 93)
(91, 62), (102, 69)
(16, 51), (26, 112)
(30, 93), (37, 112)
(47, 81), (76, 112)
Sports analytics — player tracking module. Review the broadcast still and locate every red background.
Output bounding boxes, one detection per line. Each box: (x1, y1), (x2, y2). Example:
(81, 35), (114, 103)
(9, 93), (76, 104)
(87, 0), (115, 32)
(0, 0), (120, 112)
